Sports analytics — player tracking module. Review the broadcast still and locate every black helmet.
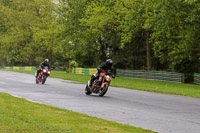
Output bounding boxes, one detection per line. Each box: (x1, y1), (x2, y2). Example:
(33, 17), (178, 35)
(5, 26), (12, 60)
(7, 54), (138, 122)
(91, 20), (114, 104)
(106, 59), (113, 66)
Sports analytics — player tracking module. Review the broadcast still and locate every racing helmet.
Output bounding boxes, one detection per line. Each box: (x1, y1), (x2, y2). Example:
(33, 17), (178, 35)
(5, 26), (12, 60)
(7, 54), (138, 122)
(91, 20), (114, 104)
(106, 59), (113, 66)
(44, 59), (49, 63)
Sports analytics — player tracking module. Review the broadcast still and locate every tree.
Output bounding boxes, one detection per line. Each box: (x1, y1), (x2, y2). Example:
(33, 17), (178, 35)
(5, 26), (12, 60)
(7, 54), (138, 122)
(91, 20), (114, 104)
(79, 0), (151, 69)
(146, 0), (200, 81)
(59, 0), (100, 67)
(0, 0), (63, 65)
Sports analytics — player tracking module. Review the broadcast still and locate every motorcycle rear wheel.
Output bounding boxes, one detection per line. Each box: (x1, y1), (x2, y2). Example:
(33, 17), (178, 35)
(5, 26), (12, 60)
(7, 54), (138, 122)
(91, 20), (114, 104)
(85, 85), (92, 95)
(36, 78), (39, 84)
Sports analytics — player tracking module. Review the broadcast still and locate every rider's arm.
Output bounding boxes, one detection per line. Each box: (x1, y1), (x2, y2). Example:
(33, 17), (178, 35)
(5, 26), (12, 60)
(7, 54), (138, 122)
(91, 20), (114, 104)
(39, 62), (44, 69)
(97, 62), (106, 73)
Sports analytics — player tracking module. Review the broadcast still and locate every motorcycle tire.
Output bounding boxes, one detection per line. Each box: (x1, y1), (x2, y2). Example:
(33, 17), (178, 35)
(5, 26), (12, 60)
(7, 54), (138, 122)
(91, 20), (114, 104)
(42, 75), (46, 84)
(99, 84), (108, 97)
(85, 84), (92, 95)
(36, 78), (39, 84)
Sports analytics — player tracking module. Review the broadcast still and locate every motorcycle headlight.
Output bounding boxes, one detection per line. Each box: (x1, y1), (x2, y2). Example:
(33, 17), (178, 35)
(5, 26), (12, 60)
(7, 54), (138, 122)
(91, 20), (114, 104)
(47, 71), (51, 74)
(106, 75), (110, 81)
(43, 69), (47, 73)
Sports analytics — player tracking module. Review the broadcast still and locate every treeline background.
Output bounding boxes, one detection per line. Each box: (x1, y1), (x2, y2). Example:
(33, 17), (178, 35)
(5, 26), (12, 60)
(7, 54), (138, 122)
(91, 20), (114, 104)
(0, 0), (200, 82)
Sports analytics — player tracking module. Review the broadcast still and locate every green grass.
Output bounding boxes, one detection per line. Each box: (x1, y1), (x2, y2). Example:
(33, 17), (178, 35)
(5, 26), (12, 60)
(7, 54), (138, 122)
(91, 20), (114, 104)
(0, 93), (155, 133)
(4, 70), (200, 98)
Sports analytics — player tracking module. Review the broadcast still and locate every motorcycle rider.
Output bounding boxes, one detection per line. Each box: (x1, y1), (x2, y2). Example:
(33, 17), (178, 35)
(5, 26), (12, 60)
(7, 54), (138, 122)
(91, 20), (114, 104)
(36, 59), (51, 77)
(89, 59), (115, 88)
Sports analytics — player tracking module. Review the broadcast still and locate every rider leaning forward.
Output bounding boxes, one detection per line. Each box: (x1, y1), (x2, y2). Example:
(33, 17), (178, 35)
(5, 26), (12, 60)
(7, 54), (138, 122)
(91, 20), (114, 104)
(36, 59), (51, 77)
(89, 59), (115, 87)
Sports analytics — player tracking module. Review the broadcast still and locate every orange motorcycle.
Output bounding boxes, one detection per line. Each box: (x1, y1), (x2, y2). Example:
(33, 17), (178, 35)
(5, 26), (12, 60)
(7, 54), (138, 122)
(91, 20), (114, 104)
(85, 71), (113, 96)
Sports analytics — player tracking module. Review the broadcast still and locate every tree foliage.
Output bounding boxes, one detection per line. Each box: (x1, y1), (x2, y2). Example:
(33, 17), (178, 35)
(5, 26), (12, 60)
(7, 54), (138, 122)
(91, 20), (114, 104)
(0, 0), (62, 65)
(0, 0), (200, 81)
(145, 0), (200, 81)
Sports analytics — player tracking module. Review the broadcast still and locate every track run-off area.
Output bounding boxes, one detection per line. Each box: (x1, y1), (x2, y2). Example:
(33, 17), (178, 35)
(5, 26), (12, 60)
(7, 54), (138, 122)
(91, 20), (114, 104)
(0, 71), (200, 133)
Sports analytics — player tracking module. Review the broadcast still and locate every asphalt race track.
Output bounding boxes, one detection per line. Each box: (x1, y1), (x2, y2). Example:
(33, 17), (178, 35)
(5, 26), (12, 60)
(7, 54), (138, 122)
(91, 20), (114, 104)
(0, 71), (200, 133)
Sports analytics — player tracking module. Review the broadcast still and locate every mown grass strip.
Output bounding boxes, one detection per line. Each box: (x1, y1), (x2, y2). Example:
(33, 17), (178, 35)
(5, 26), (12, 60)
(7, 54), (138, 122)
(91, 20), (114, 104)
(4, 70), (200, 98)
(47, 71), (200, 98)
(0, 93), (155, 133)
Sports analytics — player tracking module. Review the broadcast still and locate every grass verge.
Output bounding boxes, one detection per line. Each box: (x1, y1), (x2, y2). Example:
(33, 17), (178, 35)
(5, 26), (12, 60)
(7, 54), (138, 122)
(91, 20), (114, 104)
(4, 70), (200, 98)
(0, 93), (154, 133)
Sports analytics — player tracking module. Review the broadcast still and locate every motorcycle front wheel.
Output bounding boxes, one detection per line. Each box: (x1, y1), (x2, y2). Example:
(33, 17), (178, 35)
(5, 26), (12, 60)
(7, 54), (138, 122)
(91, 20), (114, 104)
(99, 84), (108, 97)
(42, 74), (47, 84)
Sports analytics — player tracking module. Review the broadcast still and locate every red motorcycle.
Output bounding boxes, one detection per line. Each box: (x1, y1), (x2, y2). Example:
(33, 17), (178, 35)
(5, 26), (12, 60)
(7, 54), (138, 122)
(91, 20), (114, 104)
(35, 66), (52, 84)
(85, 70), (114, 96)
